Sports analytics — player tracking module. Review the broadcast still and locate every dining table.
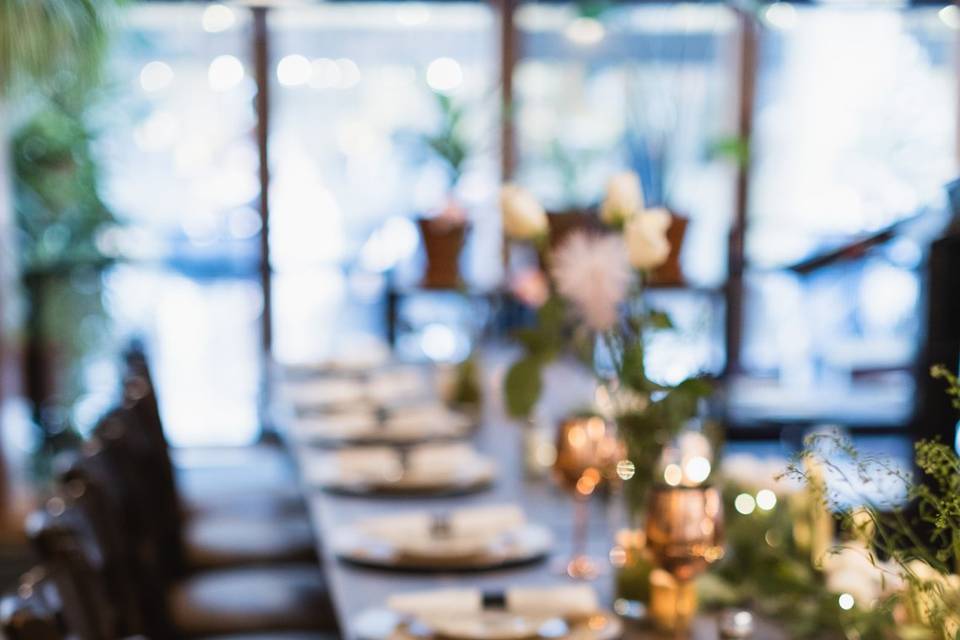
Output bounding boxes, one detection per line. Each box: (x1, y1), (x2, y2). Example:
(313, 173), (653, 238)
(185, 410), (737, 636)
(276, 364), (789, 640)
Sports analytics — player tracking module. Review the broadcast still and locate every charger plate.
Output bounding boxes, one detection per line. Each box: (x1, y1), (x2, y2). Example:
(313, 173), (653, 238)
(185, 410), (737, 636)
(332, 523), (553, 572)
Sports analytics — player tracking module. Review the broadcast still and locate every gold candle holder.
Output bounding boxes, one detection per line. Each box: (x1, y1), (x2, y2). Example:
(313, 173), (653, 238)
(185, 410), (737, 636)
(645, 484), (724, 633)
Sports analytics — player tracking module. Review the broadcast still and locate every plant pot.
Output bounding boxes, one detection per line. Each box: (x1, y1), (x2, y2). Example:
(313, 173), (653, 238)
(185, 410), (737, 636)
(417, 217), (467, 289)
(546, 209), (601, 252)
(648, 213), (688, 287)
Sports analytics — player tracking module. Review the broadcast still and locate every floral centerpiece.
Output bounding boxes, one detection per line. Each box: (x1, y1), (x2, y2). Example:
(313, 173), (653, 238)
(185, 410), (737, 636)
(500, 171), (711, 509)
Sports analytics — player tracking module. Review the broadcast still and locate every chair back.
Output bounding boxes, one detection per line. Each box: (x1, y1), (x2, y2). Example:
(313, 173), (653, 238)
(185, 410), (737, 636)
(93, 407), (188, 580)
(25, 500), (119, 640)
(0, 567), (68, 640)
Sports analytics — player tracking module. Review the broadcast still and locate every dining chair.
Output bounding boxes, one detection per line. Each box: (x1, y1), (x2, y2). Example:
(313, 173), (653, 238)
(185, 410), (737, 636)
(0, 567), (71, 640)
(116, 361), (317, 572)
(122, 343), (305, 519)
(24, 491), (339, 640)
(58, 423), (340, 639)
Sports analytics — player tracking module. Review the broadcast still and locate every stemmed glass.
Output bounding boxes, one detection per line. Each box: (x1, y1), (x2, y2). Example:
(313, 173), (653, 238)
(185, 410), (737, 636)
(645, 484), (724, 635)
(552, 415), (623, 579)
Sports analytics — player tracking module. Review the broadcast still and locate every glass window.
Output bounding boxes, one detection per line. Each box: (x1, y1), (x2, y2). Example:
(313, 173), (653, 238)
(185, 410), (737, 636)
(739, 6), (958, 426)
(96, 4), (261, 446)
(266, 3), (500, 364)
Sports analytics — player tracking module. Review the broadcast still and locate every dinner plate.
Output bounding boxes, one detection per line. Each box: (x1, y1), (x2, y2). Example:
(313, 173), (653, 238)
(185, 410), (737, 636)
(353, 609), (623, 640)
(290, 405), (474, 446)
(302, 448), (496, 497)
(332, 522), (553, 572)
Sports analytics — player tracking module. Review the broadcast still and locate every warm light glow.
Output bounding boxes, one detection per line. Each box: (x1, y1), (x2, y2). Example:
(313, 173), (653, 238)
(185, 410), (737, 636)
(585, 417), (606, 441)
(734, 493), (756, 515)
(609, 545), (627, 567)
(139, 61), (174, 92)
(426, 57), (463, 93)
(663, 463), (682, 487)
(616, 459), (635, 480)
(208, 55), (245, 91)
(564, 17), (605, 47)
(567, 425), (586, 449)
(277, 54), (312, 87)
(202, 4), (236, 33)
(683, 456), (711, 485)
(756, 489), (778, 511)
(939, 5), (960, 29)
(763, 2), (798, 30)
(838, 593), (855, 611)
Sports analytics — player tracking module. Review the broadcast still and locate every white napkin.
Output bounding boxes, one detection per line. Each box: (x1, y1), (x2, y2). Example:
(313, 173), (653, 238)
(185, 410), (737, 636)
(368, 365), (431, 403)
(388, 589), (482, 617)
(291, 410), (377, 440)
(359, 512), (434, 541)
(387, 404), (471, 435)
(451, 504), (526, 539)
(303, 447), (401, 485)
(505, 585), (599, 618)
(283, 378), (367, 407)
(407, 443), (478, 478)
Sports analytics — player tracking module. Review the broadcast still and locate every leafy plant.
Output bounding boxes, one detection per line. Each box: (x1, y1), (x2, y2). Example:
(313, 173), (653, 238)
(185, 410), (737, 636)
(425, 91), (472, 190)
(0, 0), (118, 98)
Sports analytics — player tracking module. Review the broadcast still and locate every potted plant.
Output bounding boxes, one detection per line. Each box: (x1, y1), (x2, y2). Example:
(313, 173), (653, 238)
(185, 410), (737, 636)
(417, 92), (471, 289)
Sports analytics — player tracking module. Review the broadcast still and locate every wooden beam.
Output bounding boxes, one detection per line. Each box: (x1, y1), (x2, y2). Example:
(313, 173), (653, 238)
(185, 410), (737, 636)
(723, 9), (759, 378)
(497, 0), (518, 182)
(252, 7), (273, 360)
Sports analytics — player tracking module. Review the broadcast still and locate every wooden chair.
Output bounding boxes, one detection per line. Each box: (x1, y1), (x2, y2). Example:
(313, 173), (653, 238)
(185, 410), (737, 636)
(0, 567), (70, 640)
(56, 433), (339, 639)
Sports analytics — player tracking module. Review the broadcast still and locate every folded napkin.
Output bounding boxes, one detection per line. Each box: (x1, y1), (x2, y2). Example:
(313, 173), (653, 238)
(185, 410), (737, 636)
(451, 504), (525, 539)
(355, 503), (524, 554)
(387, 405), (471, 436)
(291, 410), (378, 440)
(388, 589), (482, 617)
(505, 585), (599, 618)
(368, 365), (431, 400)
(385, 585), (599, 619)
(315, 447), (402, 484)
(283, 378), (367, 407)
(407, 443), (478, 477)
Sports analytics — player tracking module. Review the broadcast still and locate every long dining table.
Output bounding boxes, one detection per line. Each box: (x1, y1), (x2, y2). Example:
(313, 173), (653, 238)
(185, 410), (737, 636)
(278, 366), (787, 640)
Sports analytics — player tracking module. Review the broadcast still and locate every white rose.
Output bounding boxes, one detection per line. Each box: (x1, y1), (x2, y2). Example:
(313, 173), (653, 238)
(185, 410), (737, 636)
(500, 185), (547, 240)
(601, 171), (644, 225)
(624, 208), (672, 270)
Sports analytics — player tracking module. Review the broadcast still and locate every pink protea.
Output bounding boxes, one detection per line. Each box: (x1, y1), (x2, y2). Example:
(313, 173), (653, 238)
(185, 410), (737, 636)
(551, 231), (632, 332)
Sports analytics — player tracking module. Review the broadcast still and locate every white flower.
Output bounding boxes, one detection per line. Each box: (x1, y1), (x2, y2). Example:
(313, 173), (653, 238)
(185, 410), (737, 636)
(600, 171), (644, 225)
(551, 232), (631, 332)
(624, 208), (672, 271)
(501, 184), (547, 240)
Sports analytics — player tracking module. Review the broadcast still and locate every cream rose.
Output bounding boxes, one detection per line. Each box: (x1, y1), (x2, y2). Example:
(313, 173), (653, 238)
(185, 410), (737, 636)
(600, 171), (644, 225)
(624, 207), (672, 270)
(500, 184), (547, 240)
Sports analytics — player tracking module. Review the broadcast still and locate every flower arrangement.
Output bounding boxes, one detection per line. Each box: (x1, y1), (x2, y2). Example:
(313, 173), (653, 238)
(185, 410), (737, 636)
(781, 367), (960, 640)
(500, 171), (710, 506)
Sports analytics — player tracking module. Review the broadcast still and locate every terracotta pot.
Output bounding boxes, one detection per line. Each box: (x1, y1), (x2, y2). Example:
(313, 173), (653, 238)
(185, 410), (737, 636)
(648, 213), (688, 287)
(417, 217), (467, 289)
(546, 209), (601, 251)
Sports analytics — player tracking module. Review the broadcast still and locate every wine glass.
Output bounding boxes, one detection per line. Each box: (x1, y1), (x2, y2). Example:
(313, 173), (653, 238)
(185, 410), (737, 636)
(553, 415), (624, 579)
(645, 485), (724, 634)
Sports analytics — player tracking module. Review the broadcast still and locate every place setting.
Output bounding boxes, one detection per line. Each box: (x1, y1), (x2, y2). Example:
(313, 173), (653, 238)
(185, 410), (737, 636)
(352, 584), (622, 640)
(289, 400), (476, 447)
(330, 504), (554, 572)
(300, 442), (496, 497)
(282, 363), (436, 413)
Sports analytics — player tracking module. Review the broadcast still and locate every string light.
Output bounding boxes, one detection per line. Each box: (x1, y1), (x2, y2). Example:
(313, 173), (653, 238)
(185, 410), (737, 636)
(734, 493), (756, 515)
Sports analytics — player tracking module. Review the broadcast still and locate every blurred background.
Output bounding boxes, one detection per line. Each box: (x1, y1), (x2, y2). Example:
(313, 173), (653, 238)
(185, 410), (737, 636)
(0, 0), (956, 507)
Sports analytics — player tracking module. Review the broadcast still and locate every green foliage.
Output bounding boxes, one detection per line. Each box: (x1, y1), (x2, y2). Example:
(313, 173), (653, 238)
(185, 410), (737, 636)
(788, 429), (960, 640)
(425, 91), (471, 189)
(504, 355), (544, 419)
(931, 365), (960, 412)
(0, 0), (119, 98)
(703, 479), (895, 639)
